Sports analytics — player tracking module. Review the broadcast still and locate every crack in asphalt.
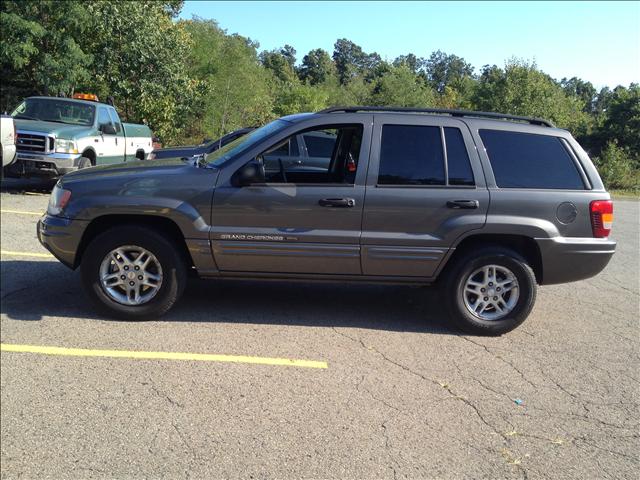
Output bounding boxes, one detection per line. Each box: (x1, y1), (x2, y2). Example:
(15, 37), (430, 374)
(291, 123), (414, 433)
(331, 327), (533, 479)
(381, 420), (401, 480)
(572, 436), (639, 461)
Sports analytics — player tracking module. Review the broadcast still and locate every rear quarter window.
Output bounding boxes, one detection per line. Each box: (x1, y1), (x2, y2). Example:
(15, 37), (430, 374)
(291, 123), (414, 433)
(479, 130), (585, 189)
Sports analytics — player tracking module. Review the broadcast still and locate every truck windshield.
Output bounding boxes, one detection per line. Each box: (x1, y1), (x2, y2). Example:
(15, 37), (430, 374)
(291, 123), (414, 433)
(206, 119), (291, 167)
(12, 98), (96, 127)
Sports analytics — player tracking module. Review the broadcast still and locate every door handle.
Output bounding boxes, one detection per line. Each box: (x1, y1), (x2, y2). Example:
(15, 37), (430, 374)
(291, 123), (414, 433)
(446, 200), (479, 209)
(318, 198), (356, 208)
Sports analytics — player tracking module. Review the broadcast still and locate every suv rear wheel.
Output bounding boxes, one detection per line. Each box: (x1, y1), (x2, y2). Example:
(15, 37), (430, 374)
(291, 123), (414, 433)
(81, 226), (187, 320)
(442, 247), (537, 335)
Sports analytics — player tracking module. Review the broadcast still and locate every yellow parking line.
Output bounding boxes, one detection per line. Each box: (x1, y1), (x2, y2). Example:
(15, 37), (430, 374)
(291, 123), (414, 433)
(1, 209), (42, 216)
(1, 250), (53, 258)
(0, 344), (328, 369)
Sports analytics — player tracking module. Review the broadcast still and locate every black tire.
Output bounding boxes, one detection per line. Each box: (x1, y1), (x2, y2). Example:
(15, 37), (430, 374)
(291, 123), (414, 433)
(81, 226), (187, 320)
(442, 246), (537, 336)
(77, 156), (92, 169)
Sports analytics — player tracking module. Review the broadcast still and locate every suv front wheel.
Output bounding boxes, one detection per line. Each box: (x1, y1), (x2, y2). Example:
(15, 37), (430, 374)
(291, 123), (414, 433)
(81, 226), (187, 320)
(443, 247), (537, 335)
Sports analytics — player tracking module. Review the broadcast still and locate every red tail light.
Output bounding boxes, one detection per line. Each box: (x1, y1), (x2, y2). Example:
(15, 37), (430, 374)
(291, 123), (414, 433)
(590, 200), (613, 238)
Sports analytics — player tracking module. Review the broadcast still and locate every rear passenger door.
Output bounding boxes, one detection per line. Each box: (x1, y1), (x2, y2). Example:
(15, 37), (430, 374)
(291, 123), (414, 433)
(361, 115), (489, 277)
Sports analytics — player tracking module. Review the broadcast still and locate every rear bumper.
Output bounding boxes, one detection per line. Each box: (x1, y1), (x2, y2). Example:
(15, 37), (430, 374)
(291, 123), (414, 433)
(536, 237), (616, 284)
(37, 214), (88, 269)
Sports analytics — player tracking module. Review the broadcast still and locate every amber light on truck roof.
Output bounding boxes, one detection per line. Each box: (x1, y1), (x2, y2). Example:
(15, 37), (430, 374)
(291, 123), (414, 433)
(72, 93), (99, 102)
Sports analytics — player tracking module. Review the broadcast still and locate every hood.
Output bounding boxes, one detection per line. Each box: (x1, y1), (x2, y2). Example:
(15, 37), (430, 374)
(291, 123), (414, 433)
(14, 119), (93, 139)
(63, 158), (208, 183)
(152, 144), (207, 160)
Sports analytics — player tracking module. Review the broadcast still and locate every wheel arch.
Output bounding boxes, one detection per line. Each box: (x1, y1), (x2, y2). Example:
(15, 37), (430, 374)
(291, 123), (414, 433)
(440, 233), (543, 284)
(74, 214), (195, 270)
(81, 147), (97, 165)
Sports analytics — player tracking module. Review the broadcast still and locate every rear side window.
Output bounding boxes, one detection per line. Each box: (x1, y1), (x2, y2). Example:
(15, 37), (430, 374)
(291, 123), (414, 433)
(480, 130), (585, 189)
(444, 128), (474, 186)
(378, 125), (445, 185)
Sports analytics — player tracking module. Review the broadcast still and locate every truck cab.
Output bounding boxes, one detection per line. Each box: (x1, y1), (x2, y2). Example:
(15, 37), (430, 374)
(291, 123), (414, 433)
(7, 95), (153, 178)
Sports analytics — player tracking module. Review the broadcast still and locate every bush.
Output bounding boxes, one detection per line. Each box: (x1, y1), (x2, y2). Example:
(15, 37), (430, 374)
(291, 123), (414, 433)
(593, 141), (640, 190)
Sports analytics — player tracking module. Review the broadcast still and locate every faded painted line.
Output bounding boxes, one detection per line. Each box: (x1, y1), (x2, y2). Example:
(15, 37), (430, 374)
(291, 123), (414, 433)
(0, 344), (329, 369)
(1, 250), (53, 259)
(1, 209), (42, 216)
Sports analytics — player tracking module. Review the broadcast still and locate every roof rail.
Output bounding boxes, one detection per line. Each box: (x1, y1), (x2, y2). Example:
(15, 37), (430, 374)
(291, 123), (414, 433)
(318, 106), (555, 128)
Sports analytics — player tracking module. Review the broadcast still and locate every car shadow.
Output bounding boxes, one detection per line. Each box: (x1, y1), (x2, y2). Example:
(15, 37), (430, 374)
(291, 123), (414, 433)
(0, 260), (456, 334)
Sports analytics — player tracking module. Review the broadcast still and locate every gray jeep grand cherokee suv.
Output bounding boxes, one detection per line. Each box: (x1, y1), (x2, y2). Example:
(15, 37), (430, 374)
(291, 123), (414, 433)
(37, 106), (616, 335)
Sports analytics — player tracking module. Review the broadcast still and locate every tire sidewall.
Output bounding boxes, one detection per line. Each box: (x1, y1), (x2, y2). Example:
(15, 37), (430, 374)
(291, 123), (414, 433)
(446, 249), (536, 335)
(81, 227), (186, 320)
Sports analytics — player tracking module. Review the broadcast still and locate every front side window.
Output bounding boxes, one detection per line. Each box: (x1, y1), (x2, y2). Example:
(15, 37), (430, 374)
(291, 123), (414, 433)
(480, 130), (585, 189)
(107, 108), (122, 133)
(378, 125), (445, 185)
(255, 124), (362, 184)
(97, 108), (114, 132)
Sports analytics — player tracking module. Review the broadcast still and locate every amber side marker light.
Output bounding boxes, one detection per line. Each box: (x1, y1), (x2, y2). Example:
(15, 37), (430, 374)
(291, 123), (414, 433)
(590, 200), (613, 238)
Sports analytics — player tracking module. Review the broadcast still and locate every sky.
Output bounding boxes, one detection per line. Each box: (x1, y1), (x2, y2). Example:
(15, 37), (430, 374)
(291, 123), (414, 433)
(179, 1), (640, 89)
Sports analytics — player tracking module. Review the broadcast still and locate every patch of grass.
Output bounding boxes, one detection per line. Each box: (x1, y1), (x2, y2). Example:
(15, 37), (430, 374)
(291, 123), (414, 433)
(610, 189), (640, 199)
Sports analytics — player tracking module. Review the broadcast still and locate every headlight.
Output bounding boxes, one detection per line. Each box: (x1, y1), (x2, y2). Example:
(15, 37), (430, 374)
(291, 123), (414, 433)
(55, 138), (79, 154)
(48, 183), (72, 216)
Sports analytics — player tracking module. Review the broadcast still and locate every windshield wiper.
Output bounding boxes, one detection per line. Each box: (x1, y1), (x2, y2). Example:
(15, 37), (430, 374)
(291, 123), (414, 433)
(41, 119), (71, 125)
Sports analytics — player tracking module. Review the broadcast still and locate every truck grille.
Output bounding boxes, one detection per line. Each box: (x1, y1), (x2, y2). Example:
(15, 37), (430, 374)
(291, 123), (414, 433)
(16, 132), (50, 153)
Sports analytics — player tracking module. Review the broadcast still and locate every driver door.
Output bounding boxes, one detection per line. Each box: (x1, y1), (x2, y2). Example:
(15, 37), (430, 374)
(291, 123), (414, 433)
(211, 118), (372, 275)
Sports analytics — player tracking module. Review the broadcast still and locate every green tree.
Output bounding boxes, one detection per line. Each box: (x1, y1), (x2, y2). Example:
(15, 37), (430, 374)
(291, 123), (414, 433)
(332, 38), (367, 85)
(425, 50), (474, 94)
(593, 141), (640, 190)
(601, 84), (640, 156)
(260, 49), (298, 84)
(0, 0), (92, 110)
(473, 59), (589, 134)
(560, 77), (597, 113)
(182, 18), (274, 142)
(298, 48), (335, 85)
(84, 1), (201, 144)
(371, 65), (436, 107)
(393, 54), (425, 76)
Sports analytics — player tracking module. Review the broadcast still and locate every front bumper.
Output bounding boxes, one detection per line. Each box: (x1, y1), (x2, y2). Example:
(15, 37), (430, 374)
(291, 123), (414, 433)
(37, 214), (88, 269)
(8, 152), (82, 177)
(536, 237), (616, 285)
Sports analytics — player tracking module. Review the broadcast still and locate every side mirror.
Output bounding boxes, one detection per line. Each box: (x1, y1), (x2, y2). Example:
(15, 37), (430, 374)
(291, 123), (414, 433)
(232, 159), (265, 187)
(101, 124), (117, 135)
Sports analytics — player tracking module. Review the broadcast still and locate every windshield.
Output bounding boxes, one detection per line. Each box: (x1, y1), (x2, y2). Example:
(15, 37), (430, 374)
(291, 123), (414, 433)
(206, 120), (291, 167)
(12, 98), (96, 126)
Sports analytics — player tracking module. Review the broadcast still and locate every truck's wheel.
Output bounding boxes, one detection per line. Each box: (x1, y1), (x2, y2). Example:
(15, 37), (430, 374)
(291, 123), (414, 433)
(77, 157), (92, 169)
(442, 247), (537, 336)
(81, 226), (187, 320)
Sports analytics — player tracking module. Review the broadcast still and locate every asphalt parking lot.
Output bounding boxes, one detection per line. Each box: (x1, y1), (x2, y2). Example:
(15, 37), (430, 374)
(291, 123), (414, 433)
(1, 179), (638, 479)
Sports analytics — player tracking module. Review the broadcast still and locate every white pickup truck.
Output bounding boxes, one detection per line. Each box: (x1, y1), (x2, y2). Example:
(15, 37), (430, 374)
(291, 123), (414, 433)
(1, 115), (17, 175)
(6, 95), (153, 178)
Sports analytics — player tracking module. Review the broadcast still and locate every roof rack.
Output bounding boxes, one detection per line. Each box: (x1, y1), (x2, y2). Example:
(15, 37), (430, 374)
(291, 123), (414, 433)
(318, 106), (555, 128)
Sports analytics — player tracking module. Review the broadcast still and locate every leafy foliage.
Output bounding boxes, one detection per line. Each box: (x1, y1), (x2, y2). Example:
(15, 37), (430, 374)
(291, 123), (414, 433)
(0, 1), (637, 189)
(593, 141), (640, 190)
